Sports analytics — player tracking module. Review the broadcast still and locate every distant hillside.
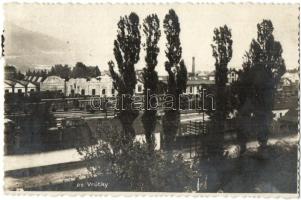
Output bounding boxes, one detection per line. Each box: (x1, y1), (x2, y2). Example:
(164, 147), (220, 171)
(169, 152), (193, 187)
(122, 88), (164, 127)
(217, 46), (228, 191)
(4, 22), (73, 72)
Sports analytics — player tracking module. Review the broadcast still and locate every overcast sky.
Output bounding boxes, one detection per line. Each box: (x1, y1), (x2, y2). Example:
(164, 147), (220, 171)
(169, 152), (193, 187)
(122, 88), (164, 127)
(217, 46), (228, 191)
(4, 3), (299, 75)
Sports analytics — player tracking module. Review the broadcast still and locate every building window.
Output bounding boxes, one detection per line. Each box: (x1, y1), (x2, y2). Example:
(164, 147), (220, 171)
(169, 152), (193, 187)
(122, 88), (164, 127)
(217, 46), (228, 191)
(112, 89), (115, 95)
(30, 89), (34, 92)
(71, 89), (75, 95)
(190, 86), (193, 93)
(92, 89), (96, 96)
(81, 89), (85, 96)
(18, 89), (22, 94)
(138, 85), (142, 93)
(102, 89), (106, 95)
(5, 89), (9, 94)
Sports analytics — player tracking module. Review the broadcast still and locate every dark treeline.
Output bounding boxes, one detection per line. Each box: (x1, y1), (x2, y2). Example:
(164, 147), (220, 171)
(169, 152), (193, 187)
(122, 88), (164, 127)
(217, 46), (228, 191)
(6, 62), (101, 80)
(5, 65), (25, 80)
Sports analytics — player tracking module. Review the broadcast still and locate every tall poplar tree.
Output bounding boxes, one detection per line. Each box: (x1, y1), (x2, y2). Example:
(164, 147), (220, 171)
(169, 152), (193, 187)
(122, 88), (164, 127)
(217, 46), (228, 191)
(236, 20), (286, 150)
(211, 25), (233, 155)
(162, 9), (187, 151)
(141, 14), (161, 148)
(108, 13), (141, 143)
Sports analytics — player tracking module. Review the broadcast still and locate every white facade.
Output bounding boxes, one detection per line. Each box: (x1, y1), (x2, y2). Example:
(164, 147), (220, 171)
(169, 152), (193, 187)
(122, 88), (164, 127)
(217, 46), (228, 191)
(184, 77), (214, 95)
(4, 81), (14, 93)
(40, 76), (66, 93)
(27, 82), (37, 93)
(66, 74), (115, 97)
(14, 82), (26, 94)
(135, 80), (144, 95)
(5, 80), (36, 95)
(228, 70), (238, 84)
(208, 76), (215, 81)
(17, 80), (38, 95)
(66, 78), (90, 96)
(99, 74), (115, 97)
(185, 85), (201, 95)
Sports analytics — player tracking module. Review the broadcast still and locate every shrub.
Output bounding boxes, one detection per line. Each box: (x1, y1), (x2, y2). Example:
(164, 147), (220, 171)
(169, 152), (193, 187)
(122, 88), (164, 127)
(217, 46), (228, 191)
(77, 122), (196, 192)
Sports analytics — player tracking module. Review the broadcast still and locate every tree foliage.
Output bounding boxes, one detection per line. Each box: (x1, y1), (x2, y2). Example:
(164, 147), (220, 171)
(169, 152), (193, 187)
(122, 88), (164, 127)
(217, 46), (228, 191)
(48, 64), (71, 80)
(5, 65), (25, 80)
(25, 69), (48, 78)
(212, 25), (233, 87)
(108, 12), (141, 143)
(77, 121), (195, 192)
(71, 62), (101, 79)
(235, 19), (286, 147)
(162, 9), (188, 151)
(141, 14), (161, 148)
(210, 25), (233, 155)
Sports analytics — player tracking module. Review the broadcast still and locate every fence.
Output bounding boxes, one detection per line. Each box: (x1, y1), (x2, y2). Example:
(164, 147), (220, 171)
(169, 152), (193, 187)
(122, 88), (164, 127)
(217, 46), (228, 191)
(176, 120), (210, 158)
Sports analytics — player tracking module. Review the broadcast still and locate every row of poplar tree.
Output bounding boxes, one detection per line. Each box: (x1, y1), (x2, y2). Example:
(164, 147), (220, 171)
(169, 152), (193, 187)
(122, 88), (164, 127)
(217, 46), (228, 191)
(107, 9), (286, 154)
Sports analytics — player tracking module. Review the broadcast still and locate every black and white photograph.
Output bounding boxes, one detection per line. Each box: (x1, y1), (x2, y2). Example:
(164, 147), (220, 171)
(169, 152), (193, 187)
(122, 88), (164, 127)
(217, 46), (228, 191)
(2, 2), (299, 195)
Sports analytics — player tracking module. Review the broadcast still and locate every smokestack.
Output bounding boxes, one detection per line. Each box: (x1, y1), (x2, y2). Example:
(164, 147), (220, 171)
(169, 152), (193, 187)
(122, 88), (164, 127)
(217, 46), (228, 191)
(192, 57), (195, 76)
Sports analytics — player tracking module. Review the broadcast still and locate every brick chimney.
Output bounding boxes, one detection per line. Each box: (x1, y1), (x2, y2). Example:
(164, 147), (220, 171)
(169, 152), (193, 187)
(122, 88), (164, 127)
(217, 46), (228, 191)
(192, 57), (195, 76)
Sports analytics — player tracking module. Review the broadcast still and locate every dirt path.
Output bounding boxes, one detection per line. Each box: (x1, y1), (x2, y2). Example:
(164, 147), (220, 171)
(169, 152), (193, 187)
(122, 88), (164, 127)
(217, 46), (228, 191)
(5, 166), (89, 191)
(4, 148), (82, 171)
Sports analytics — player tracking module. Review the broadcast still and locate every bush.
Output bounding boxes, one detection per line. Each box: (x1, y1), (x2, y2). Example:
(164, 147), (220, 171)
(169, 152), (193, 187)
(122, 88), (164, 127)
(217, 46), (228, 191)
(77, 122), (196, 192)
